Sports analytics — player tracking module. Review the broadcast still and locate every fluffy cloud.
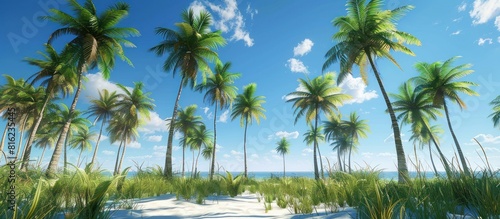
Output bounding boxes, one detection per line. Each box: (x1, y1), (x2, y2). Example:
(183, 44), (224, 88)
(451, 30), (461, 35)
(138, 111), (169, 134)
(471, 134), (500, 144)
(82, 73), (127, 101)
(128, 141), (141, 149)
(293, 39), (314, 56)
(287, 58), (309, 74)
(146, 135), (162, 142)
(478, 37), (493, 45)
(189, 0), (207, 16)
(469, 0), (500, 29)
(230, 150), (243, 155)
(218, 110), (230, 123)
(339, 74), (378, 104)
(191, 0), (254, 46)
(302, 148), (313, 154)
(274, 131), (299, 139)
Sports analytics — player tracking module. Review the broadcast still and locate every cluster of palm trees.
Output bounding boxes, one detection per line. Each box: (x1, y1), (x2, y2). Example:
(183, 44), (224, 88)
(1, 0), (498, 184)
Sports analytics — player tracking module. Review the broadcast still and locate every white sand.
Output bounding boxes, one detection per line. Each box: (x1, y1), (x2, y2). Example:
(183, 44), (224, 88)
(109, 192), (357, 219)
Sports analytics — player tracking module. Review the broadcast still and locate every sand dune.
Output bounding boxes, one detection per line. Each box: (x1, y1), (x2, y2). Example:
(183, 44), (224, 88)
(109, 192), (357, 219)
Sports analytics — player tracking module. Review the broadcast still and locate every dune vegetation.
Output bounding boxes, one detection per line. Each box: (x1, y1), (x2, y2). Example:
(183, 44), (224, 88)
(1, 0), (499, 218)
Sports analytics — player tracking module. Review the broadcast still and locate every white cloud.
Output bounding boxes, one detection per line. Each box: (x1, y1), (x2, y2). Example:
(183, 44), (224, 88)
(100, 135), (109, 141)
(82, 73), (127, 101)
(293, 39), (314, 56)
(203, 0), (254, 46)
(478, 37), (493, 45)
(246, 4), (258, 19)
(496, 16), (500, 30)
(378, 152), (396, 158)
(287, 58), (309, 74)
(188, 1), (207, 16)
(102, 150), (114, 155)
(223, 154), (230, 158)
(362, 152), (374, 159)
(153, 145), (167, 152)
(251, 153), (259, 159)
(203, 107), (210, 115)
(339, 74), (378, 104)
(146, 135), (162, 142)
(471, 134), (500, 144)
(453, 17), (463, 22)
(469, 0), (500, 29)
(274, 131), (299, 139)
(128, 141), (141, 149)
(302, 148), (313, 153)
(138, 111), (169, 134)
(174, 131), (182, 140)
(230, 150), (243, 155)
(173, 145), (181, 151)
(451, 30), (462, 35)
(218, 110), (230, 123)
(458, 2), (467, 12)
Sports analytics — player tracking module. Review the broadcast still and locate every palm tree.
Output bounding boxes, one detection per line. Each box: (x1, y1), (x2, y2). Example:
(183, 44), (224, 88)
(343, 112), (369, 173)
(409, 124), (444, 176)
(21, 44), (76, 171)
(197, 62), (239, 180)
(303, 125), (325, 178)
(108, 115), (137, 175)
(111, 82), (154, 175)
(150, 8), (226, 178)
(33, 120), (59, 167)
(186, 123), (213, 178)
(44, 0), (139, 178)
(391, 82), (450, 174)
(331, 130), (351, 172)
(172, 105), (203, 177)
(323, 0), (421, 183)
(323, 115), (345, 171)
(85, 89), (119, 166)
(285, 73), (350, 180)
(490, 95), (500, 129)
(412, 57), (478, 175)
(201, 144), (214, 173)
(275, 137), (291, 177)
(230, 83), (266, 177)
(69, 129), (96, 167)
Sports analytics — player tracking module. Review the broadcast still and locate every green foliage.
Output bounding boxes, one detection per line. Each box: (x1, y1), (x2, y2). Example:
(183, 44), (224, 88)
(220, 171), (245, 197)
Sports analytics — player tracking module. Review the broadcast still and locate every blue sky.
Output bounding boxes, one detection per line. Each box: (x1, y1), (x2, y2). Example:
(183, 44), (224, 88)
(1, 0), (500, 173)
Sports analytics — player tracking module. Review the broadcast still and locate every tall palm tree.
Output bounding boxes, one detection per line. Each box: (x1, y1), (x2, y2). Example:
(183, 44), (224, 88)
(112, 82), (154, 175)
(186, 123), (213, 178)
(331, 131), (351, 172)
(172, 105), (203, 177)
(69, 129), (96, 167)
(201, 144), (214, 173)
(21, 44), (76, 171)
(85, 89), (119, 166)
(108, 115), (137, 175)
(33, 119), (59, 167)
(275, 137), (291, 177)
(391, 82), (450, 173)
(197, 62), (239, 180)
(285, 73), (350, 180)
(230, 83), (266, 177)
(323, 0), (421, 183)
(342, 112), (369, 173)
(44, 0), (139, 178)
(412, 57), (478, 175)
(323, 115), (345, 172)
(150, 9), (226, 178)
(303, 125), (326, 178)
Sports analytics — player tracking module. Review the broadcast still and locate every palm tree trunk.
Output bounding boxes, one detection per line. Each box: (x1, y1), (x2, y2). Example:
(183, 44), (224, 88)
(194, 148), (202, 178)
(0, 123), (8, 164)
(243, 119), (248, 178)
(114, 141), (123, 175)
(63, 130), (71, 174)
(316, 144), (324, 179)
(283, 154), (286, 177)
(164, 78), (184, 178)
(209, 105), (218, 180)
(90, 118), (106, 166)
(366, 52), (408, 183)
(77, 149), (83, 168)
(337, 147), (343, 172)
(182, 143), (185, 177)
(21, 90), (52, 171)
(443, 100), (470, 175)
(46, 72), (83, 178)
(16, 116), (28, 164)
(348, 142), (353, 173)
(428, 142), (438, 176)
(117, 142), (127, 175)
(191, 150), (195, 178)
(37, 146), (47, 167)
(313, 111), (320, 180)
